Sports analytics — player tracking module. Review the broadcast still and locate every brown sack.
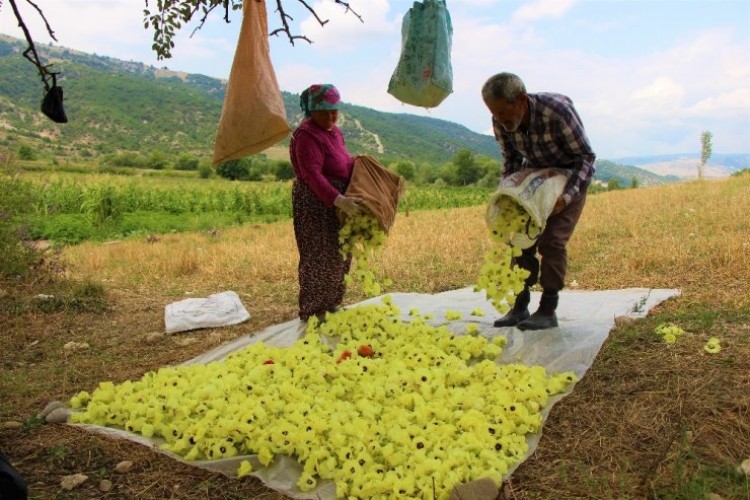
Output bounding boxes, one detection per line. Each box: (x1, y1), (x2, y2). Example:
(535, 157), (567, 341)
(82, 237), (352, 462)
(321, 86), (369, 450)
(212, 0), (291, 166)
(345, 155), (405, 233)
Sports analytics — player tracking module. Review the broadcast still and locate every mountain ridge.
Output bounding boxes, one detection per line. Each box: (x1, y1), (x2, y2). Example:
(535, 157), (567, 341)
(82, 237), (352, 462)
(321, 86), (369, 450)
(3, 34), (743, 185)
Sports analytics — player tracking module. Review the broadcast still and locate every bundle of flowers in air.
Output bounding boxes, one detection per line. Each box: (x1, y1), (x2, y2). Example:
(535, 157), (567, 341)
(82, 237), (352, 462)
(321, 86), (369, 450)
(68, 296), (579, 499)
(339, 211), (393, 297)
(476, 196), (535, 313)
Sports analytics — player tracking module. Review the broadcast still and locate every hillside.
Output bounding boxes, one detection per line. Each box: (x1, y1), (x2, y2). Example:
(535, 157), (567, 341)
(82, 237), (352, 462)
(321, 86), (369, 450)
(0, 34), (673, 185)
(0, 34), (498, 165)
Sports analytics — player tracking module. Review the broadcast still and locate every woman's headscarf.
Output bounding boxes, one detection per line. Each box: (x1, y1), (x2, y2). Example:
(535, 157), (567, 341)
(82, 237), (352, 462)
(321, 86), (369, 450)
(299, 84), (341, 117)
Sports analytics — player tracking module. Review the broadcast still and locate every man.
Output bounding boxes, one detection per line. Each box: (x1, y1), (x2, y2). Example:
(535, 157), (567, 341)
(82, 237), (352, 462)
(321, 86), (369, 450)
(481, 72), (596, 330)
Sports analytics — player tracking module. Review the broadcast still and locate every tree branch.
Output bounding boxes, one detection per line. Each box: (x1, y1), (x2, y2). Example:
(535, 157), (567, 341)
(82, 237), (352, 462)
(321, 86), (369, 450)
(8, 0), (60, 91)
(144, 0), (362, 57)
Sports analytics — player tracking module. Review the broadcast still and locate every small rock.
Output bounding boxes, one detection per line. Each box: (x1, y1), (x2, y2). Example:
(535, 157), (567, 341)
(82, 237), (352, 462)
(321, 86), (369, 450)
(738, 457), (750, 477)
(708, 494), (724, 500)
(1, 421), (23, 430)
(114, 460), (133, 473)
(45, 407), (72, 424)
(61, 473), (88, 490)
(99, 479), (113, 492)
(174, 337), (197, 347)
(145, 331), (165, 344)
(63, 341), (90, 351)
(28, 340), (39, 347)
(614, 316), (636, 327)
(40, 400), (65, 418)
(35, 294), (55, 300)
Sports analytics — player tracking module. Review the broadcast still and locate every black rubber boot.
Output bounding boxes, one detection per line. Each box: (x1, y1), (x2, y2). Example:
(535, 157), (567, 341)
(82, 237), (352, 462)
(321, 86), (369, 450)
(517, 290), (559, 331)
(493, 288), (531, 327)
(0, 448), (28, 500)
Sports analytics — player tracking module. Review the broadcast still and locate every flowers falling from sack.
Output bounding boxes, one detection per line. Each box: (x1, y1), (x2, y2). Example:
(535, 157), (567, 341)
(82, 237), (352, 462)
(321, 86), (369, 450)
(340, 211), (392, 297)
(477, 196), (535, 313)
(654, 322), (685, 344)
(68, 297), (578, 499)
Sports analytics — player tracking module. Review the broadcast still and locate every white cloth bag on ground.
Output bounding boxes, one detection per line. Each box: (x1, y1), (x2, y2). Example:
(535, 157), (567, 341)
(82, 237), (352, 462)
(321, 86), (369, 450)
(164, 291), (251, 334)
(486, 168), (570, 249)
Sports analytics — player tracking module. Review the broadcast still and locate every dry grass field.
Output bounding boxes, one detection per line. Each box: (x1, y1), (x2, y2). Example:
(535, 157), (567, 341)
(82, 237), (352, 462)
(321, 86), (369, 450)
(1, 174), (749, 499)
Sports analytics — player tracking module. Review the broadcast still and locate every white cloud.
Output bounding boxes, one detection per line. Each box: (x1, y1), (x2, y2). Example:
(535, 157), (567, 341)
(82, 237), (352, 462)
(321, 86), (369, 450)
(685, 88), (750, 117)
(3, 0), (141, 52)
(298, 0), (395, 50)
(630, 77), (686, 114)
(511, 0), (578, 22)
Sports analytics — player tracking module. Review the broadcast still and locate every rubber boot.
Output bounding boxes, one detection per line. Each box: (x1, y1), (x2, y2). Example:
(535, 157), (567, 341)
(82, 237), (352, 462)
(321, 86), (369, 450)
(493, 288), (531, 327)
(517, 290), (559, 331)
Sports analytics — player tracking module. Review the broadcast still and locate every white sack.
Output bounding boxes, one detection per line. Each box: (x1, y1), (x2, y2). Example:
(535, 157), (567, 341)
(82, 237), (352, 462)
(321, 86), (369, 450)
(487, 168), (570, 249)
(164, 291), (250, 334)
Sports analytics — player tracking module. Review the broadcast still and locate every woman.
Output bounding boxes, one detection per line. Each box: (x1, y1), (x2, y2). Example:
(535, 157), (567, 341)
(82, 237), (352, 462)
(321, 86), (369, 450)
(289, 84), (362, 321)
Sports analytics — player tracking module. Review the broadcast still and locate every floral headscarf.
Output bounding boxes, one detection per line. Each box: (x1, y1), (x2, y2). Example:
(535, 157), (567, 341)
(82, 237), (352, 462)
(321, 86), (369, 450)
(299, 84), (341, 117)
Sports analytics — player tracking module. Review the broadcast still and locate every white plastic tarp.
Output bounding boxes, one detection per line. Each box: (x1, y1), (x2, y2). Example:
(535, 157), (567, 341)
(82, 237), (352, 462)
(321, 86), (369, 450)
(71, 287), (679, 499)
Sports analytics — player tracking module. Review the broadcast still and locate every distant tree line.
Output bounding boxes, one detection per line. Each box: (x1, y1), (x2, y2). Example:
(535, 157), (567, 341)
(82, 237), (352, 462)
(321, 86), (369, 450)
(13, 138), (650, 192)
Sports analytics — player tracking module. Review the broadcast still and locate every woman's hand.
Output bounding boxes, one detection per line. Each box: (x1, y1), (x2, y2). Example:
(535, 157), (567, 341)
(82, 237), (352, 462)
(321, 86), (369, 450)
(334, 195), (363, 216)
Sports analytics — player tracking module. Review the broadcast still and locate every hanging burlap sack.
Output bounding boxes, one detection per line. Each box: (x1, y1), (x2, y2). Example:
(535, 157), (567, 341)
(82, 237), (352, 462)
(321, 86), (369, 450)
(486, 168), (570, 249)
(344, 155), (405, 233)
(212, 0), (290, 166)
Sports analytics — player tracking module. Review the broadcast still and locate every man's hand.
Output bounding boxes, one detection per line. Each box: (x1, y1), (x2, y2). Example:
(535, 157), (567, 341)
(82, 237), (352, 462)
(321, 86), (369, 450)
(334, 195), (363, 216)
(551, 197), (566, 215)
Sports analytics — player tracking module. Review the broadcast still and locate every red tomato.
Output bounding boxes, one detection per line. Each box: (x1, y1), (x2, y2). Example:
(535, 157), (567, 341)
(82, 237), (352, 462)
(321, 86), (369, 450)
(337, 350), (352, 363)
(263, 359), (274, 365)
(357, 345), (375, 357)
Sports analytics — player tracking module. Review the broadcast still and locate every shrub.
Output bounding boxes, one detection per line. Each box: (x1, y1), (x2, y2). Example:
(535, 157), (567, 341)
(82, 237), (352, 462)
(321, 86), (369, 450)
(174, 153), (199, 170)
(0, 164), (41, 278)
(198, 162), (212, 179)
(17, 144), (36, 160)
(274, 160), (294, 181)
(147, 151), (169, 170)
(216, 158), (250, 180)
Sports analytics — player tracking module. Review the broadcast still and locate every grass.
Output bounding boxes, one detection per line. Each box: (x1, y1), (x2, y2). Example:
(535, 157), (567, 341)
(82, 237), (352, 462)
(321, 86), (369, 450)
(1, 174), (749, 499)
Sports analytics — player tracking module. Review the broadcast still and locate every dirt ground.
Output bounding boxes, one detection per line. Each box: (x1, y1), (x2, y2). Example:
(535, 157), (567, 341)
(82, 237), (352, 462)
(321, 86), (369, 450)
(2, 282), (749, 500)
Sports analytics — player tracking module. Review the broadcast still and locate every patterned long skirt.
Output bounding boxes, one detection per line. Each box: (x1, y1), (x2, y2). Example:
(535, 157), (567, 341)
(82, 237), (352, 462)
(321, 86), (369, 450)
(292, 179), (351, 320)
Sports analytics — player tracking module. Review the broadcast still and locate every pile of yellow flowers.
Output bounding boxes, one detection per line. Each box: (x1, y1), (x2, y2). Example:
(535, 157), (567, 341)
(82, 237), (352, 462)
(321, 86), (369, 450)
(69, 296), (578, 499)
(339, 212), (392, 297)
(654, 322), (685, 344)
(477, 196), (536, 313)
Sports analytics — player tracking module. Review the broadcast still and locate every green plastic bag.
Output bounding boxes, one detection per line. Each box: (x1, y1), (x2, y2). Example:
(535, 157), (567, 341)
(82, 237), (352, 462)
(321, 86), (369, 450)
(387, 0), (453, 108)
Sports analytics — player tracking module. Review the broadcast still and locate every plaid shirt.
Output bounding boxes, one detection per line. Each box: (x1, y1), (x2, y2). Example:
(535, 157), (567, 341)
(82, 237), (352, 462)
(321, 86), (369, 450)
(492, 92), (596, 205)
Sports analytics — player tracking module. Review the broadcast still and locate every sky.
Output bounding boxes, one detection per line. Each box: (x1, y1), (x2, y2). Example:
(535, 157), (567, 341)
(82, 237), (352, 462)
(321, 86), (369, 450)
(1, 0), (749, 159)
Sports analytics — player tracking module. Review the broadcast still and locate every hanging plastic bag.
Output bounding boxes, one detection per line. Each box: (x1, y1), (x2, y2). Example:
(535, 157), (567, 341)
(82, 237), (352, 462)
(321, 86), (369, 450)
(387, 0), (453, 108)
(486, 168), (571, 249)
(212, 0), (290, 166)
(41, 73), (67, 124)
